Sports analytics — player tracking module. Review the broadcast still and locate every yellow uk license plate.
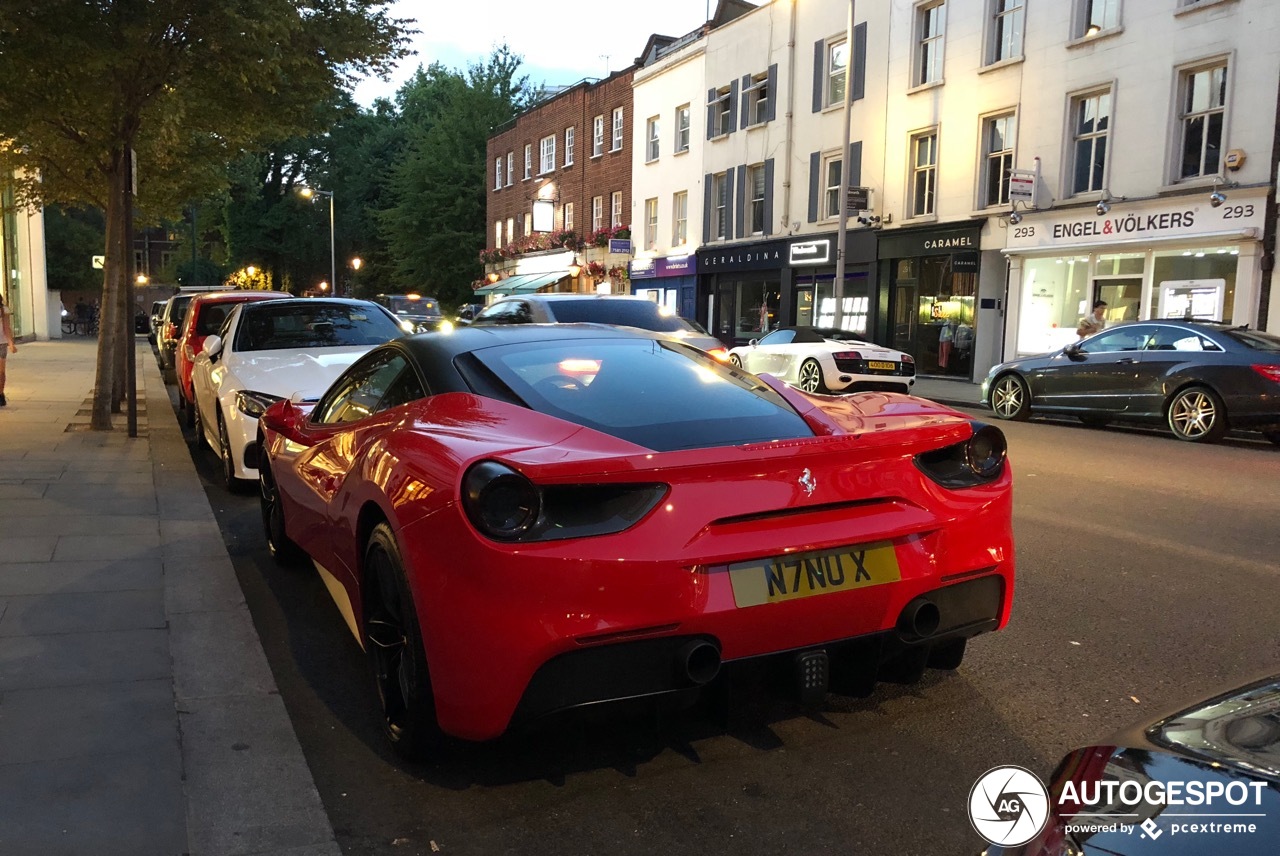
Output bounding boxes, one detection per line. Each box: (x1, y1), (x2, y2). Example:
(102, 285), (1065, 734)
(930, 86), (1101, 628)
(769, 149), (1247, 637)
(728, 542), (901, 608)
(867, 360), (896, 371)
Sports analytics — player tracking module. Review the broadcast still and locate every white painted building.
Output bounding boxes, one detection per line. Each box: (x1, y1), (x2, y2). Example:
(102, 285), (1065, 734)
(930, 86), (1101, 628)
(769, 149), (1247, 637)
(1, 176), (51, 341)
(631, 0), (1280, 375)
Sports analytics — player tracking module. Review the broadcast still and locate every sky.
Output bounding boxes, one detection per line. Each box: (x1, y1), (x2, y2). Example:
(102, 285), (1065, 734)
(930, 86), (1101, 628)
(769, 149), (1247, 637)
(351, 0), (718, 107)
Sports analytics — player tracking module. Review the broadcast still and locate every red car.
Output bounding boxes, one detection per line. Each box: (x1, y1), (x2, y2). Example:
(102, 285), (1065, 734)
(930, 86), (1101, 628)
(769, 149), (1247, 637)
(175, 291), (289, 424)
(257, 325), (1015, 759)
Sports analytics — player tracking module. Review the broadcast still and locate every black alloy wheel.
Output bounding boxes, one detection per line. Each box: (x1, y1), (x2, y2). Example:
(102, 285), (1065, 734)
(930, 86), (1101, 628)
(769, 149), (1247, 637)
(258, 458), (307, 567)
(990, 374), (1031, 421)
(363, 522), (448, 761)
(1166, 385), (1228, 443)
(797, 358), (825, 394)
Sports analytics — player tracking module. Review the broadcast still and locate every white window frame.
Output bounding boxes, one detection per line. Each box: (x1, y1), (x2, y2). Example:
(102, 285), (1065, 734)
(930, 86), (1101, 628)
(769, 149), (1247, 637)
(565, 126), (575, 166)
(523, 212), (532, 236)
(712, 172), (729, 240)
(672, 191), (688, 245)
(986, 0), (1024, 65)
(745, 72), (769, 126)
(1175, 59), (1229, 182)
(564, 202), (574, 231)
(747, 164), (767, 234)
(505, 218), (514, 244)
(593, 115), (604, 157)
(980, 111), (1017, 208)
(611, 190), (623, 227)
(675, 105), (691, 153)
(913, 1), (947, 88)
(494, 157), (502, 191)
(592, 195), (603, 230)
(908, 128), (939, 218)
(711, 87), (732, 137)
(523, 143), (532, 180)
(644, 197), (659, 250)
(1068, 86), (1112, 196)
(539, 135), (555, 175)
(506, 152), (514, 186)
(827, 37), (848, 108)
(611, 107), (624, 151)
(822, 153), (843, 220)
(646, 116), (660, 163)
(1073, 0), (1121, 39)
(494, 221), (502, 248)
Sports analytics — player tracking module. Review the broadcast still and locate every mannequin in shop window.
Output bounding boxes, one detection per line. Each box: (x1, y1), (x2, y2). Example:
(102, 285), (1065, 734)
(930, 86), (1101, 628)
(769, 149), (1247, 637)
(938, 319), (956, 369)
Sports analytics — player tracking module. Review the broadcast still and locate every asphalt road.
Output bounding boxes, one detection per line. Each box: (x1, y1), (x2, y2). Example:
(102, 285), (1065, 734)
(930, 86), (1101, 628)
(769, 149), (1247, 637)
(173, 385), (1280, 856)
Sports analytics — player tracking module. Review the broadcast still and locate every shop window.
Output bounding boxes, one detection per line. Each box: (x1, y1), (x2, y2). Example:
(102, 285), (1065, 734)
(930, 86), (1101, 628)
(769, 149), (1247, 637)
(735, 281), (781, 339)
(1016, 256), (1092, 355)
(1151, 247), (1236, 323)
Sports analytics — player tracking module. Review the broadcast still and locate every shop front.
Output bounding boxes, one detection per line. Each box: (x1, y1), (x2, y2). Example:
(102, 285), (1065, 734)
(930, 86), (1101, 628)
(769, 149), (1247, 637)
(697, 239), (790, 347)
(1002, 188), (1268, 358)
(629, 254), (697, 319)
(788, 231), (878, 335)
(876, 223), (983, 379)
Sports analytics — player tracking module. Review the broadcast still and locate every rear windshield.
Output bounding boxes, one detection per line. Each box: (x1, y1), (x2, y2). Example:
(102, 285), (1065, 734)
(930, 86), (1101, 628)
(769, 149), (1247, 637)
(547, 299), (698, 334)
(383, 295), (440, 316)
(470, 338), (814, 452)
(1220, 328), (1280, 352)
(234, 303), (403, 352)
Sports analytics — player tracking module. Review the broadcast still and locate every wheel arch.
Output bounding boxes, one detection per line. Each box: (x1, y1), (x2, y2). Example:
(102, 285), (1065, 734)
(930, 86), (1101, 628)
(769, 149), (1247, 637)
(1161, 377), (1227, 417)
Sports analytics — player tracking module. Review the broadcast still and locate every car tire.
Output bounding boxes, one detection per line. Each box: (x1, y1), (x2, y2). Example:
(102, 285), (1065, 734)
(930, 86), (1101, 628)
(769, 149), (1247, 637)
(218, 411), (251, 493)
(1263, 428), (1280, 446)
(729, 354), (743, 368)
(363, 522), (450, 761)
(797, 358), (826, 394)
(1079, 415), (1111, 429)
(990, 373), (1031, 421)
(259, 457), (308, 567)
(1166, 385), (1228, 443)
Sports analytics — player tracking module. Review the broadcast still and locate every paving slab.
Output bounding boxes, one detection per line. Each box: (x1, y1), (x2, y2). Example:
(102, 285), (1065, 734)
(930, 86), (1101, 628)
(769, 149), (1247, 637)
(0, 558), (163, 597)
(165, 556), (250, 615)
(0, 535), (58, 563)
(53, 532), (161, 562)
(0, 588), (165, 637)
(0, 627), (170, 690)
(170, 608), (281, 701)
(0, 511), (159, 535)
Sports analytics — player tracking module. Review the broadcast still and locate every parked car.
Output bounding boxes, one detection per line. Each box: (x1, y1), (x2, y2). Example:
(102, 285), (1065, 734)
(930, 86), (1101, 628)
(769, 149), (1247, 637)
(468, 294), (728, 360)
(982, 320), (1280, 444)
(373, 293), (447, 333)
(148, 300), (166, 345)
(190, 298), (404, 490)
(257, 323), (1014, 760)
(175, 291), (291, 426)
(982, 673), (1280, 856)
(156, 294), (198, 371)
(729, 326), (917, 395)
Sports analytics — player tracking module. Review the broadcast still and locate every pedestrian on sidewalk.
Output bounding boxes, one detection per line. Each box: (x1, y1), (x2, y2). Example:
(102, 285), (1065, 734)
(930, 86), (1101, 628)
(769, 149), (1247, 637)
(0, 292), (15, 405)
(1076, 300), (1108, 339)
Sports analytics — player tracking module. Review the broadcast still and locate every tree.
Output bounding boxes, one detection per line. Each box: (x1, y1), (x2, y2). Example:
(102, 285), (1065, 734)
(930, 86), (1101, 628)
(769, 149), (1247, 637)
(380, 47), (532, 308)
(43, 207), (106, 294)
(0, 0), (410, 429)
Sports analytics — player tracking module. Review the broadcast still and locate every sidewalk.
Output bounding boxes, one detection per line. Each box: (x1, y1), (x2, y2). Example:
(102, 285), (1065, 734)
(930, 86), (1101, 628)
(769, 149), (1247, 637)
(911, 375), (986, 409)
(0, 338), (338, 856)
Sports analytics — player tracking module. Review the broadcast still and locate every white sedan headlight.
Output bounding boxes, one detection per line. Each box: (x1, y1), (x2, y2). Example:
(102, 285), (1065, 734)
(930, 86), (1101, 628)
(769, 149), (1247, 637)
(236, 390), (284, 418)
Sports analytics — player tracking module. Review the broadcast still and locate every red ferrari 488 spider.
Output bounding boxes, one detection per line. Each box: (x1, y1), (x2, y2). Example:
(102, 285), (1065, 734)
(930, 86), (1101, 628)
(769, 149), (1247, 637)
(257, 324), (1015, 759)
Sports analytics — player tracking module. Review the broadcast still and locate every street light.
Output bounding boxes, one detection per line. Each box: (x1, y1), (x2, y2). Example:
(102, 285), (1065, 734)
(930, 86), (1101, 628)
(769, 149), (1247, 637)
(298, 185), (336, 297)
(318, 281), (329, 294)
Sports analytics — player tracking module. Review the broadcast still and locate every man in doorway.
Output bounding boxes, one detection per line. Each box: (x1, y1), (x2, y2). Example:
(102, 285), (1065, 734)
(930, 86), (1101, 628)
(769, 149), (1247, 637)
(1077, 300), (1108, 339)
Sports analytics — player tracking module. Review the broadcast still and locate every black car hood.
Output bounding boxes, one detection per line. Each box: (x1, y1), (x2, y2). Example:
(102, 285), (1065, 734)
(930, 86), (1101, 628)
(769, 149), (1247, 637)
(988, 675), (1280, 856)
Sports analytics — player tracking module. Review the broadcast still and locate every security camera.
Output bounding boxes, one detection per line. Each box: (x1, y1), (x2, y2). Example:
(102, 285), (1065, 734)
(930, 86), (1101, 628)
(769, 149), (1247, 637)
(1096, 200), (1110, 216)
(1209, 191), (1226, 208)
(1008, 210), (1023, 226)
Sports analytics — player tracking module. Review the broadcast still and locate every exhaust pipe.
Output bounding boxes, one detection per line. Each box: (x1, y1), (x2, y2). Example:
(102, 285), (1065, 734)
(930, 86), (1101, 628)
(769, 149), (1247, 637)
(897, 598), (941, 640)
(675, 640), (722, 686)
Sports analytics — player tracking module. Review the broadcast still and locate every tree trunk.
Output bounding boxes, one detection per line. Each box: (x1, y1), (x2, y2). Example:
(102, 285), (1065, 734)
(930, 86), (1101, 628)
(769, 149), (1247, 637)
(91, 159), (123, 430)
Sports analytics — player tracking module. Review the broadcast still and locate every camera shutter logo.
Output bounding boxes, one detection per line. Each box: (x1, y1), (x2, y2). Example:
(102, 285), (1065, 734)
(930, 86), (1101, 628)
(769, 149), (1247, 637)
(969, 766), (1051, 846)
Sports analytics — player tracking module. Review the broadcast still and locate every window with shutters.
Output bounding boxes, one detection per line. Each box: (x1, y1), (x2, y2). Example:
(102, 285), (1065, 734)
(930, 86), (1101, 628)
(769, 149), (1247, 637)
(712, 173), (729, 240)
(711, 87), (732, 137)
(827, 39), (848, 107)
(822, 155), (843, 220)
(747, 165), (767, 234)
(745, 73), (769, 126)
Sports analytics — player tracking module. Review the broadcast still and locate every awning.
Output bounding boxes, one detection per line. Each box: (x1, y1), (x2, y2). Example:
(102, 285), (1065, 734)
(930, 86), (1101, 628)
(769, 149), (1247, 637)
(507, 271), (570, 293)
(475, 273), (539, 295)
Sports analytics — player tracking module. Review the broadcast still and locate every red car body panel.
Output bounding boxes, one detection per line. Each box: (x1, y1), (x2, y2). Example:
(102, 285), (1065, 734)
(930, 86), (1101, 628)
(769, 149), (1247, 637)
(175, 291), (290, 403)
(262, 379), (1015, 742)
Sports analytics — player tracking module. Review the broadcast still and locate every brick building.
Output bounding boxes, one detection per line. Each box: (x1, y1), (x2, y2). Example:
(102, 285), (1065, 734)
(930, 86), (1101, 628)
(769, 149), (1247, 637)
(479, 65), (640, 300)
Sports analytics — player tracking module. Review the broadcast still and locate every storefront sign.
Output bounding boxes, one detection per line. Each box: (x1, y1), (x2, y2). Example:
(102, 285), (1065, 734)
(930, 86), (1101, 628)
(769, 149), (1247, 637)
(952, 251), (980, 272)
(1009, 172), (1036, 203)
(1004, 189), (1267, 251)
(877, 225), (982, 259)
(789, 239), (831, 266)
(697, 239), (789, 273)
(609, 238), (633, 254)
(629, 254), (697, 279)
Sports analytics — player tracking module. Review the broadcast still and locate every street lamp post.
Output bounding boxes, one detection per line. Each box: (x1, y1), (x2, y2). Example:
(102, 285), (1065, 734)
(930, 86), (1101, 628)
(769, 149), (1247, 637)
(299, 186), (336, 297)
(833, 0), (857, 330)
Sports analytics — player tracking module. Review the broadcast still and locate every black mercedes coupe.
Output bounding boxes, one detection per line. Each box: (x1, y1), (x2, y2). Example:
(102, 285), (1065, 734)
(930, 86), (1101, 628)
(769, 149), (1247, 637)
(981, 321), (1280, 444)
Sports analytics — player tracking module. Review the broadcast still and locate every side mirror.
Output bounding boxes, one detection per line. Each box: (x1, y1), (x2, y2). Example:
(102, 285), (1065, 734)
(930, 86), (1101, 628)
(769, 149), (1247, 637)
(1064, 343), (1087, 362)
(749, 338), (759, 347)
(202, 335), (223, 358)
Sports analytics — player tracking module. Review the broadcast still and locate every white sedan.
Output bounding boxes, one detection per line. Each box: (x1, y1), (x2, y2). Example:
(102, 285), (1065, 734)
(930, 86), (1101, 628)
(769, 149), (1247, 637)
(728, 326), (916, 395)
(191, 298), (406, 490)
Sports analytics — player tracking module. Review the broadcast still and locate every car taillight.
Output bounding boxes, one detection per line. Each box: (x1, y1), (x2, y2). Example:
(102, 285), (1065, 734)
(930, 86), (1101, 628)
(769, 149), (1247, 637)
(706, 347), (729, 362)
(902, 354), (915, 364)
(832, 351), (863, 360)
(461, 460), (667, 543)
(914, 422), (1008, 488)
(1252, 364), (1280, 383)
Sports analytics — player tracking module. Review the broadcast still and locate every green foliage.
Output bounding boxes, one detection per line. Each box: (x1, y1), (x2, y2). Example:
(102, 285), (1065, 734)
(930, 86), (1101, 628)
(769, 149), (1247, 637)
(43, 207), (106, 293)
